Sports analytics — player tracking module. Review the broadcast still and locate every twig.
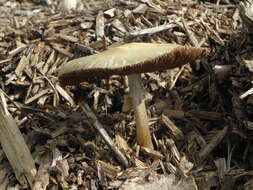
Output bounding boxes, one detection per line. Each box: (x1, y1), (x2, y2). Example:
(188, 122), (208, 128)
(169, 65), (185, 90)
(181, 18), (200, 47)
(0, 88), (21, 111)
(127, 23), (176, 38)
(198, 126), (228, 162)
(240, 86), (253, 99)
(80, 103), (129, 168)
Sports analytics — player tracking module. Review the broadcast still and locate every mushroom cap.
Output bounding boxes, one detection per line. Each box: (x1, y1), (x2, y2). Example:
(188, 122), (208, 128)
(58, 43), (209, 85)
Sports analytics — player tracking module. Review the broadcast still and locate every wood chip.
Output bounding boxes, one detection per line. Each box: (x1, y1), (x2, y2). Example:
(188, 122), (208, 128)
(96, 10), (105, 40)
(15, 55), (29, 77)
(161, 114), (184, 140)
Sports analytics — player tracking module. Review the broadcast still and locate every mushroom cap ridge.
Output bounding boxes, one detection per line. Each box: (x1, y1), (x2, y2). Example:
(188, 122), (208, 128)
(58, 43), (209, 86)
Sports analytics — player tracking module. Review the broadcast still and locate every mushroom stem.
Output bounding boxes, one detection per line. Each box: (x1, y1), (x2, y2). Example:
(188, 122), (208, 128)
(128, 74), (154, 150)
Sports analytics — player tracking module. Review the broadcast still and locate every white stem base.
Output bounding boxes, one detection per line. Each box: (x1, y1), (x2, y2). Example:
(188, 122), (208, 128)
(128, 74), (153, 150)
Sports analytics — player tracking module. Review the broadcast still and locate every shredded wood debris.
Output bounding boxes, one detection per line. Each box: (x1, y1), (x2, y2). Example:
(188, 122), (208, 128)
(0, 0), (253, 189)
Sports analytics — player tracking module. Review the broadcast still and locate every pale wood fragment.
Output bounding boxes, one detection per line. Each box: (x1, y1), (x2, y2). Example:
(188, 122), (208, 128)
(128, 23), (175, 38)
(25, 88), (52, 104)
(55, 84), (75, 107)
(96, 10), (105, 40)
(109, 167), (198, 190)
(0, 93), (36, 187)
(15, 56), (29, 78)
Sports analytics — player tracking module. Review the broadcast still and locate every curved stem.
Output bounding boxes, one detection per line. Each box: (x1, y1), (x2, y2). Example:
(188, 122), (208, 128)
(128, 74), (154, 150)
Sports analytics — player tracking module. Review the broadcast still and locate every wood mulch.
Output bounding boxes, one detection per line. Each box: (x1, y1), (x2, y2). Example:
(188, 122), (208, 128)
(0, 0), (253, 189)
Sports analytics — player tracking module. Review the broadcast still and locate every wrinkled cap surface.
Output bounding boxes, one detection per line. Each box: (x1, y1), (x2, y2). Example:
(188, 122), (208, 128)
(58, 43), (209, 85)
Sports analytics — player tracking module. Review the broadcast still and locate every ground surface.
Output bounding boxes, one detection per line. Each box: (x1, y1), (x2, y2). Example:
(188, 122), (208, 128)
(0, 0), (253, 189)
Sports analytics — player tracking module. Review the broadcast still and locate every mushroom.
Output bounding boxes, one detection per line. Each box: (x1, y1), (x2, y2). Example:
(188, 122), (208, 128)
(58, 43), (208, 150)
